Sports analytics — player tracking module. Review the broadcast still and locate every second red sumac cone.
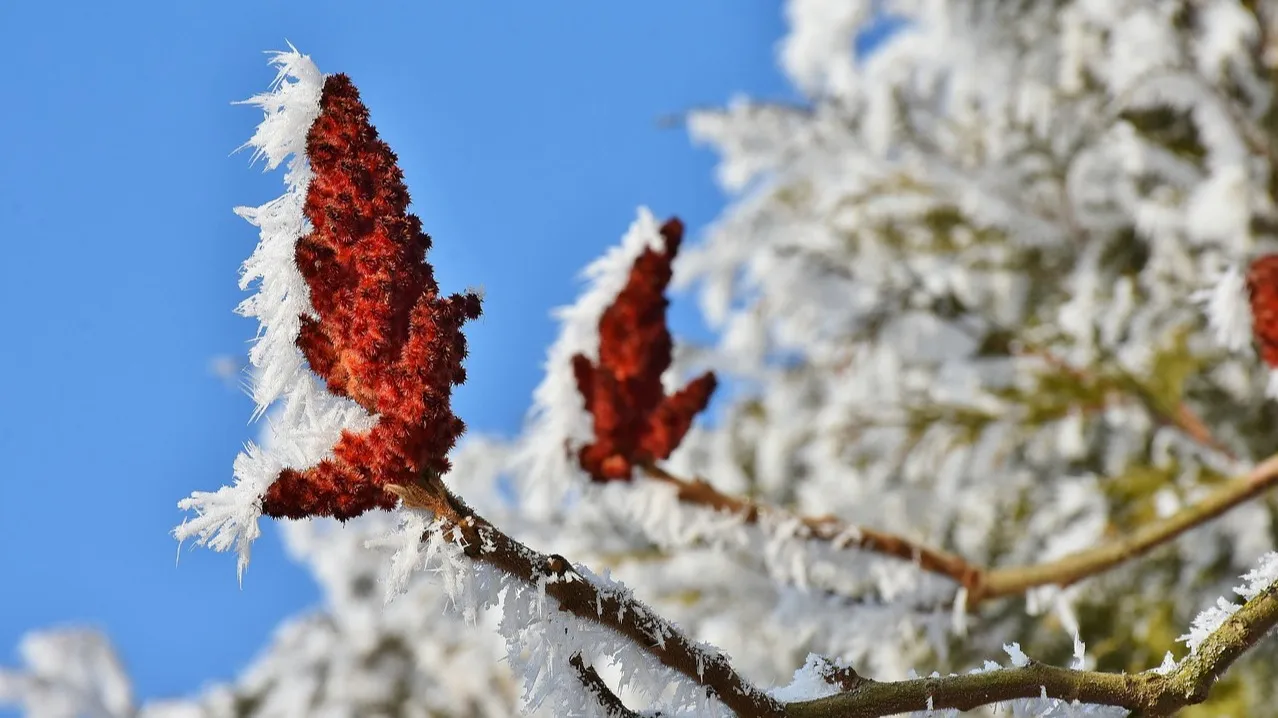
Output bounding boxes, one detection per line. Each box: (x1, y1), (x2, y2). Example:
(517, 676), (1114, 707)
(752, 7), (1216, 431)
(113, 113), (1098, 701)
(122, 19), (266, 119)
(573, 218), (717, 482)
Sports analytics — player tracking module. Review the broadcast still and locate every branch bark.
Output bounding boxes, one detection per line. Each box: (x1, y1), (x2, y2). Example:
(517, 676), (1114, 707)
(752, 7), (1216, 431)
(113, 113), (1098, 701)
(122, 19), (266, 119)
(639, 462), (980, 587)
(386, 481), (785, 718)
(569, 653), (645, 718)
(791, 577), (1278, 717)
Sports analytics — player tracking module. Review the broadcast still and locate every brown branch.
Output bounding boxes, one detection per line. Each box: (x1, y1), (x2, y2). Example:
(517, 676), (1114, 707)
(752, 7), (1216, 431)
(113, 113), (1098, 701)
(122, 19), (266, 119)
(639, 453), (1278, 607)
(385, 481), (785, 718)
(639, 462), (981, 588)
(569, 653), (645, 718)
(790, 577), (1278, 718)
(386, 477), (1278, 718)
(974, 452), (1278, 602)
(788, 660), (1153, 717)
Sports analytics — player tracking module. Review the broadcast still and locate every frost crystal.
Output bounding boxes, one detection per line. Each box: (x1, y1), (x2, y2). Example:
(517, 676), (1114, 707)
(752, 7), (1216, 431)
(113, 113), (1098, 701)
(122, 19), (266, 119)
(173, 47), (369, 581)
(1180, 551), (1278, 654)
(768, 654), (844, 702)
(1194, 264), (1254, 354)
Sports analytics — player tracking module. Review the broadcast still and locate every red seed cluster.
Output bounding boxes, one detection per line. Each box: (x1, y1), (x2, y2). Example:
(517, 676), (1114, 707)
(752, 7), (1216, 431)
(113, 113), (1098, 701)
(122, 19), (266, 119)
(1248, 254), (1278, 369)
(262, 74), (482, 520)
(573, 218), (718, 481)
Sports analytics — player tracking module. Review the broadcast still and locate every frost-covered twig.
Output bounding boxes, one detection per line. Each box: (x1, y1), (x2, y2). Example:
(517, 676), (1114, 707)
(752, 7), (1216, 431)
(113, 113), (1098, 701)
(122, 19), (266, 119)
(385, 481), (785, 718)
(0, 629), (135, 718)
(791, 556), (1278, 718)
(568, 653), (644, 718)
(388, 476), (1278, 718)
(639, 461), (980, 588)
(640, 452), (1278, 608)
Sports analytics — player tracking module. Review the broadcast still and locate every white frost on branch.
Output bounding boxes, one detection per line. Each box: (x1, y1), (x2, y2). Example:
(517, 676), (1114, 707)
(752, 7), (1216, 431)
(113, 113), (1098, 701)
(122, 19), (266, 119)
(364, 514), (739, 716)
(890, 641), (1127, 718)
(767, 654), (844, 702)
(173, 47), (377, 582)
(1179, 550), (1278, 655)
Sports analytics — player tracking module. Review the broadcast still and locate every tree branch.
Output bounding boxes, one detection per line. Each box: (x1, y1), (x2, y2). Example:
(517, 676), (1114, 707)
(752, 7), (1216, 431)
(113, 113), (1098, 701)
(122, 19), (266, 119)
(791, 577), (1278, 718)
(975, 452), (1278, 602)
(569, 653), (645, 718)
(787, 660), (1153, 718)
(388, 478), (1278, 718)
(385, 481), (786, 718)
(640, 452), (1278, 607)
(639, 461), (981, 587)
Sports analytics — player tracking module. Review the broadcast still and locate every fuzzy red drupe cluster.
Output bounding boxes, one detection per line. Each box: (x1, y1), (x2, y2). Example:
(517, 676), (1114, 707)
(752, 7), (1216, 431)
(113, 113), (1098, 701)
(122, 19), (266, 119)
(1249, 254), (1278, 369)
(262, 74), (482, 520)
(572, 218), (718, 481)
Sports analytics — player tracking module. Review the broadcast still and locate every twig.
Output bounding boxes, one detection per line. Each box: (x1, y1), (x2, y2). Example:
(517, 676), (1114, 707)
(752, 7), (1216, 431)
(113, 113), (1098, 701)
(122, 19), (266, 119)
(639, 462), (981, 587)
(385, 481), (786, 718)
(569, 653), (645, 718)
(639, 453), (1278, 607)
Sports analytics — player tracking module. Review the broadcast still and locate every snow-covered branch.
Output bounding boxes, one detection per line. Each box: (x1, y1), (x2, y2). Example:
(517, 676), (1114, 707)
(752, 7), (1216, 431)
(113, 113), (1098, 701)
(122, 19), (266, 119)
(386, 481), (786, 718)
(635, 448), (1278, 610)
(386, 477), (1278, 718)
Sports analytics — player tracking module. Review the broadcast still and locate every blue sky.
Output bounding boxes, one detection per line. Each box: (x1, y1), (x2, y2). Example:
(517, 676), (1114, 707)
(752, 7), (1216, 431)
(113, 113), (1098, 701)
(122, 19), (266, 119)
(0, 0), (797, 706)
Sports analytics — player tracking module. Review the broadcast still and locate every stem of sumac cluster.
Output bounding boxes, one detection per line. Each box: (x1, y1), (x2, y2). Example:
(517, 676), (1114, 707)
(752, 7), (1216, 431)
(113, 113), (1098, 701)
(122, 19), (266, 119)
(642, 452), (1278, 610)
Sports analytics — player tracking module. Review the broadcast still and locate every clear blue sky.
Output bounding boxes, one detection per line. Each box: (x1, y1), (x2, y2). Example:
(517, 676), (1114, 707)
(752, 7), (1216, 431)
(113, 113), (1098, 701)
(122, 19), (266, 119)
(0, 0), (796, 706)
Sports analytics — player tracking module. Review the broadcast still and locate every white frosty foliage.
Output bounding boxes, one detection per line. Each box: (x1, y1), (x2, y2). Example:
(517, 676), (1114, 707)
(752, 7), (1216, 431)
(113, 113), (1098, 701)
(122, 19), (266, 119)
(512, 207), (669, 507)
(671, 0), (1278, 709)
(0, 630), (133, 718)
(174, 47), (378, 582)
(768, 654), (844, 702)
